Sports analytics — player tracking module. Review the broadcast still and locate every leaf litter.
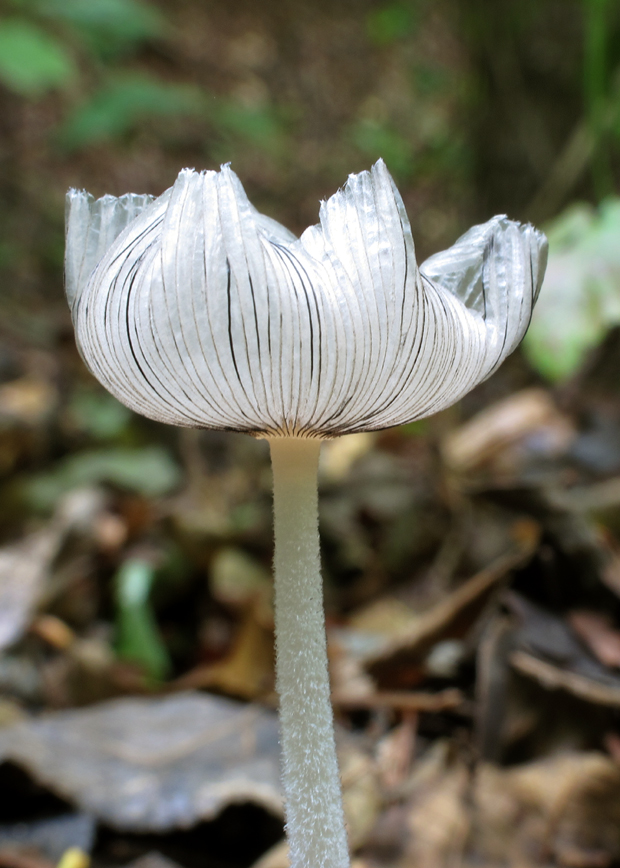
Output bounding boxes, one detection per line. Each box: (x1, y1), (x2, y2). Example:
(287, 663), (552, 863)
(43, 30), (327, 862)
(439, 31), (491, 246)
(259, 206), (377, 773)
(7, 226), (620, 868)
(0, 692), (283, 832)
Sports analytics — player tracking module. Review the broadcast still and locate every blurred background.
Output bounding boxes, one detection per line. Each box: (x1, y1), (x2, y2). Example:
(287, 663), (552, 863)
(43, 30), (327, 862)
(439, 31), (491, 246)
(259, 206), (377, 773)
(3, 1), (620, 867)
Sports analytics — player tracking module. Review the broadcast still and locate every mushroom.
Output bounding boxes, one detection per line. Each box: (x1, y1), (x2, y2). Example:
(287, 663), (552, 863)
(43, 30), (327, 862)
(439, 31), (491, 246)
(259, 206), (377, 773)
(65, 160), (547, 868)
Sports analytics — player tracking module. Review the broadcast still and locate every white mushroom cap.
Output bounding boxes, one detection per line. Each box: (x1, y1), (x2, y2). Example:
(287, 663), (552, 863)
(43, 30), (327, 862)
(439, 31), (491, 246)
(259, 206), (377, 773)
(66, 160), (547, 438)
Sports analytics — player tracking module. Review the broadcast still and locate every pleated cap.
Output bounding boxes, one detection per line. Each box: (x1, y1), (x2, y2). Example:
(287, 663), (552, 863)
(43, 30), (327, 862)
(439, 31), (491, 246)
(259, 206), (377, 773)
(66, 161), (547, 438)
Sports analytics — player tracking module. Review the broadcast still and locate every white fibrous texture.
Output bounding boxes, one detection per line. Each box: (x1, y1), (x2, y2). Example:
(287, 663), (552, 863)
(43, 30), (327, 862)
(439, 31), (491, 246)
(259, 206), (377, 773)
(66, 161), (547, 437)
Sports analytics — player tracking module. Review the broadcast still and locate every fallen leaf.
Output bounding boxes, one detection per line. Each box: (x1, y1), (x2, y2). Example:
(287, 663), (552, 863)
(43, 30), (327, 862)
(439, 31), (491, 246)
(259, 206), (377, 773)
(569, 610), (620, 669)
(319, 433), (377, 483)
(0, 815), (95, 864)
(442, 388), (574, 484)
(0, 850), (54, 868)
(550, 477), (620, 514)
(404, 744), (470, 868)
(0, 490), (106, 651)
(511, 650), (620, 707)
(0, 377), (56, 425)
(0, 529), (60, 651)
(249, 844), (288, 868)
(365, 523), (539, 687)
(375, 714), (417, 792)
(209, 547), (273, 626)
(0, 692), (283, 832)
(473, 752), (620, 867)
(126, 855), (183, 868)
(0, 698), (26, 728)
(174, 609), (274, 700)
(26, 447), (182, 511)
(29, 616), (75, 651)
(332, 688), (463, 714)
(339, 737), (382, 850)
(506, 593), (620, 707)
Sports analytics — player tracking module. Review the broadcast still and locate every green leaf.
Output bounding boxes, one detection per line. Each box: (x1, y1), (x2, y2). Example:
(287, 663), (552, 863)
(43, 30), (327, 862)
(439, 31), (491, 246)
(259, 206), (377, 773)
(413, 62), (451, 97)
(0, 19), (76, 96)
(33, 0), (163, 56)
(366, 1), (419, 46)
(68, 388), (133, 440)
(115, 558), (171, 681)
(212, 101), (289, 156)
(58, 74), (203, 150)
(68, 389), (132, 440)
(352, 119), (413, 179)
(398, 419), (428, 436)
(523, 199), (620, 381)
(26, 446), (182, 510)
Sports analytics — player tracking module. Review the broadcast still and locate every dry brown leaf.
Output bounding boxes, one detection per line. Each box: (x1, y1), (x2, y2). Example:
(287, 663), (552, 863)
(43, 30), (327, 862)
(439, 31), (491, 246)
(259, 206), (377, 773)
(0, 377), (57, 426)
(569, 610), (620, 669)
(332, 688), (463, 713)
(174, 609), (274, 700)
(375, 714), (417, 792)
(442, 387), (574, 482)
(209, 548), (273, 624)
(404, 747), (470, 868)
(499, 593), (620, 709)
(126, 855), (184, 868)
(364, 522), (539, 687)
(473, 752), (620, 867)
(319, 433), (377, 482)
(551, 478), (620, 515)
(0, 699), (26, 728)
(383, 746), (620, 868)
(0, 530), (62, 651)
(0, 488), (107, 651)
(511, 650), (620, 707)
(30, 615), (76, 650)
(349, 596), (422, 640)
(0, 850), (54, 868)
(249, 841), (288, 868)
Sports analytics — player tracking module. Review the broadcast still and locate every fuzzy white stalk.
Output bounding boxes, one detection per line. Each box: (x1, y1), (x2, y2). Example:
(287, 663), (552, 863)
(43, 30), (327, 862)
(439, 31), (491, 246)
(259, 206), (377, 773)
(269, 436), (350, 868)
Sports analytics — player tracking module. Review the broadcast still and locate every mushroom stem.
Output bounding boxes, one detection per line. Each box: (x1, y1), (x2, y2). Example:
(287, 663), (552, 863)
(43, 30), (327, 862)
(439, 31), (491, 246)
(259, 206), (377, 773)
(269, 436), (350, 868)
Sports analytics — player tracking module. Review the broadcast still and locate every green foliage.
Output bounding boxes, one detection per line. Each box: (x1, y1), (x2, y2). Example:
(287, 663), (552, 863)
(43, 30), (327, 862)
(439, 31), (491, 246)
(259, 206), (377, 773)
(2, 0), (289, 158)
(210, 101), (290, 159)
(352, 119), (413, 179)
(523, 198), (620, 381)
(26, 446), (182, 509)
(583, 0), (614, 196)
(0, 0), (190, 153)
(412, 62), (451, 97)
(366, 1), (419, 46)
(33, 0), (163, 57)
(0, 18), (76, 96)
(58, 74), (204, 150)
(115, 557), (171, 681)
(399, 419), (428, 436)
(67, 388), (133, 440)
